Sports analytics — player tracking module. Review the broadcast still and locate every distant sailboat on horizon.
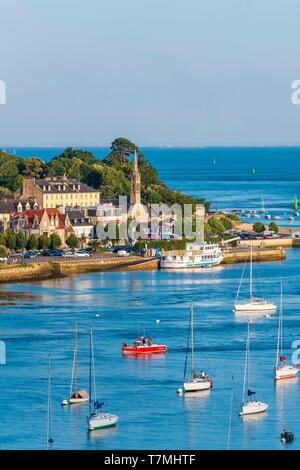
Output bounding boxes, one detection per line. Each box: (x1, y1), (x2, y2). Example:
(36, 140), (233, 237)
(293, 195), (299, 216)
(258, 195), (266, 214)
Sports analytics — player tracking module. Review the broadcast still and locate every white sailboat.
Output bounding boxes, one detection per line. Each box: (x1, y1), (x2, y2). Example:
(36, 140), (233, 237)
(234, 244), (276, 313)
(274, 284), (298, 380)
(239, 322), (268, 416)
(88, 327), (118, 431)
(183, 305), (212, 393)
(62, 322), (89, 405)
(258, 195), (266, 214)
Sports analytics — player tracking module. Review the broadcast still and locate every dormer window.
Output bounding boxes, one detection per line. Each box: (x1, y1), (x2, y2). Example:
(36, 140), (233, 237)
(72, 185), (76, 190)
(48, 185), (51, 191)
(58, 185), (61, 191)
(78, 184), (80, 190)
(43, 185), (46, 191)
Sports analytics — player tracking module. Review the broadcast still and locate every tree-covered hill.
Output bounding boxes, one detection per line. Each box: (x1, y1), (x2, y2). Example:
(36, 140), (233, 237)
(0, 138), (209, 208)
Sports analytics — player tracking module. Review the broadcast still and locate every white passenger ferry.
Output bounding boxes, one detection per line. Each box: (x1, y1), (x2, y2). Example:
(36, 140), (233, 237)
(160, 243), (224, 269)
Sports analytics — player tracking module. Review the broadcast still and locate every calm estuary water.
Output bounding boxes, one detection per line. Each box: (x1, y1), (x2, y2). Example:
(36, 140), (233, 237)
(0, 251), (299, 450)
(1, 147), (300, 450)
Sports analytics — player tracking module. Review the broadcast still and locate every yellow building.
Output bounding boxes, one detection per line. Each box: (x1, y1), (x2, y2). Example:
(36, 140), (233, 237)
(20, 177), (100, 209)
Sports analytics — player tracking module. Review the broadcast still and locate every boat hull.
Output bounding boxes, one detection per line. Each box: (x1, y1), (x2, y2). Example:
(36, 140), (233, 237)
(160, 260), (222, 269)
(69, 397), (89, 404)
(275, 365), (298, 380)
(235, 302), (276, 312)
(88, 413), (118, 431)
(183, 379), (212, 392)
(122, 345), (167, 355)
(239, 401), (268, 416)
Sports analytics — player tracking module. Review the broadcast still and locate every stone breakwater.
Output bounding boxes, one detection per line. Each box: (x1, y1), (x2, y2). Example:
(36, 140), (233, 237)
(0, 257), (160, 284)
(222, 246), (285, 264)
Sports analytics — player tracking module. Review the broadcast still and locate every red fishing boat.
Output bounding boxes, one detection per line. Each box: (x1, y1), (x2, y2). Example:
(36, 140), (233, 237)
(122, 337), (167, 356)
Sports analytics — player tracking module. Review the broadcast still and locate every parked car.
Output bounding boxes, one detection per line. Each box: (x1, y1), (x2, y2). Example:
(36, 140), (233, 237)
(24, 251), (38, 259)
(0, 257), (8, 263)
(62, 250), (76, 257)
(43, 249), (63, 257)
(116, 250), (130, 257)
(113, 245), (131, 254)
(74, 250), (91, 258)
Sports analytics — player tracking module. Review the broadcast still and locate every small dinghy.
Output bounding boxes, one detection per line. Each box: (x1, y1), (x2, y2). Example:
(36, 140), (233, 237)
(281, 429), (294, 444)
(62, 322), (89, 405)
(182, 305), (212, 393)
(122, 337), (167, 355)
(239, 322), (268, 417)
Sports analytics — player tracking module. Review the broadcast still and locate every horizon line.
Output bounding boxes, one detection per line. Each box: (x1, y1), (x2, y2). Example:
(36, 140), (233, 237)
(2, 144), (300, 150)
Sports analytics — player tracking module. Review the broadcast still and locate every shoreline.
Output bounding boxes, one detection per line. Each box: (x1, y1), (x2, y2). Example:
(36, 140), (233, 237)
(0, 247), (285, 284)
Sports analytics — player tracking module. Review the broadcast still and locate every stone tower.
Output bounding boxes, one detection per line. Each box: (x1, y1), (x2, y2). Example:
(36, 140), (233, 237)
(130, 150), (141, 205)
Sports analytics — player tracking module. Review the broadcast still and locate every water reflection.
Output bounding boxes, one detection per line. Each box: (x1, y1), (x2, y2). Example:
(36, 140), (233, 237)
(234, 309), (277, 322)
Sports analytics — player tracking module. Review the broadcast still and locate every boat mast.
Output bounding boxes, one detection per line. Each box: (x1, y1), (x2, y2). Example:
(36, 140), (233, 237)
(242, 321), (250, 403)
(70, 321), (78, 398)
(46, 354), (53, 450)
(276, 284), (282, 369)
(89, 328), (92, 415)
(250, 244), (253, 301)
(247, 321), (251, 399)
(191, 305), (195, 379)
(227, 376), (234, 450)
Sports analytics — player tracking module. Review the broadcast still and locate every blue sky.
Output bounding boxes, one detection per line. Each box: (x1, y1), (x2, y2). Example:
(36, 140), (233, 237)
(0, 0), (300, 146)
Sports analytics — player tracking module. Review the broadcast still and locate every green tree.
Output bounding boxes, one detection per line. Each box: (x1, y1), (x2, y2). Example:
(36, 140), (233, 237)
(23, 158), (46, 178)
(253, 221), (265, 233)
(269, 222), (279, 233)
(0, 161), (23, 191)
(208, 217), (226, 235)
(0, 234), (6, 247)
(49, 233), (61, 249)
(66, 233), (79, 249)
(0, 245), (8, 257)
(26, 234), (38, 250)
(16, 232), (26, 250)
(220, 217), (233, 231)
(38, 235), (51, 250)
(5, 231), (16, 250)
(106, 138), (138, 165)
